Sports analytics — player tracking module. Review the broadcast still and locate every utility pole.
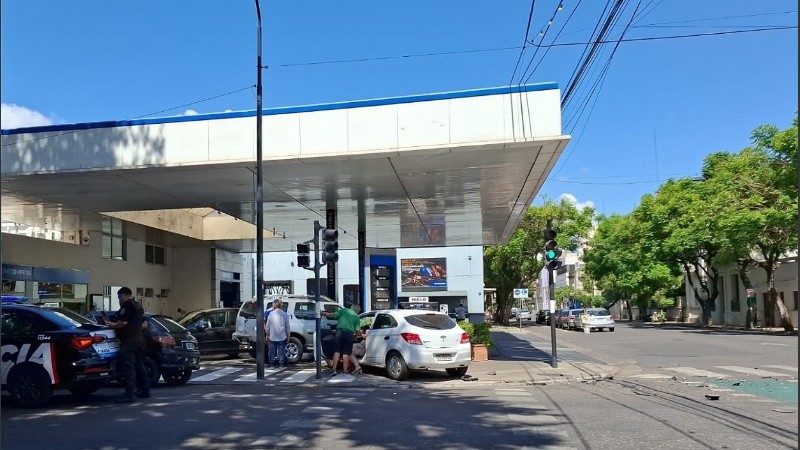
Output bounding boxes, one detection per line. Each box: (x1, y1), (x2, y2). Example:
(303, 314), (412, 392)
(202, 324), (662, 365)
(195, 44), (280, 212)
(254, 0), (266, 380)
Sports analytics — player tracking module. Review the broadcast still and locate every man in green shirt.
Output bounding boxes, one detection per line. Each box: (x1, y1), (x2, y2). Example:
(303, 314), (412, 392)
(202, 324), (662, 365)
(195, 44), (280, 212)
(323, 303), (362, 375)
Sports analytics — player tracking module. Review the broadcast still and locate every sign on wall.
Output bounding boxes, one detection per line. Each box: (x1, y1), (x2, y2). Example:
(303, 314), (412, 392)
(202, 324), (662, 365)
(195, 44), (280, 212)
(400, 258), (447, 292)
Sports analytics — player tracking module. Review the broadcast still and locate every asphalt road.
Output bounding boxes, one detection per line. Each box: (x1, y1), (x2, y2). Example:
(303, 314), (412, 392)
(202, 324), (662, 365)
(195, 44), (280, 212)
(2, 377), (797, 449)
(2, 323), (797, 449)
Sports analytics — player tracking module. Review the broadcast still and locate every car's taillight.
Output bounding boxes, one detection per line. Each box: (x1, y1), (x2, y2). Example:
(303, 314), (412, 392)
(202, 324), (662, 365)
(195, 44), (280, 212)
(153, 335), (176, 348)
(460, 332), (470, 344)
(71, 334), (105, 350)
(401, 332), (423, 345)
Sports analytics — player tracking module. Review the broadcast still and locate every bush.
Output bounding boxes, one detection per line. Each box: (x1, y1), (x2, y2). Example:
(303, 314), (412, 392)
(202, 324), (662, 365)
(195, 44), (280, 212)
(459, 321), (494, 347)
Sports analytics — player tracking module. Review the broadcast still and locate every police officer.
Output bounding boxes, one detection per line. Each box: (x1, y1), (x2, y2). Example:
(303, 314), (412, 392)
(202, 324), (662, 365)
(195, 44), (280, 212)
(106, 287), (150, 403)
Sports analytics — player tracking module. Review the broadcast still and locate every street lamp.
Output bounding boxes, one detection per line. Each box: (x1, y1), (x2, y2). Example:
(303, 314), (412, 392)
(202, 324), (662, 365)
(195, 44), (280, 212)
(254, 0), (266, 379)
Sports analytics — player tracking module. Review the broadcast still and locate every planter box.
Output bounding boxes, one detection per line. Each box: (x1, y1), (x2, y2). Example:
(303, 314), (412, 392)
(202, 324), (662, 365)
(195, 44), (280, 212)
(471, 343), (489, 362)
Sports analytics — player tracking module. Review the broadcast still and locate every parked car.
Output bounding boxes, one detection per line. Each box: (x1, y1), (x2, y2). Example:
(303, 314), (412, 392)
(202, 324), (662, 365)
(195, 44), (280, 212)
(177, 308), (241, 357)
(87, 312), (201, 386)
(577, 308), (615, 332)
(562, 309), (585, 330)
(516, 309), (532, 321)
(232, 294), (341, 364)
(554, 310), (569, 328)
(340, 310), (471, 381)
(536, 310), (550, 324)
(1, 303), (117, 407)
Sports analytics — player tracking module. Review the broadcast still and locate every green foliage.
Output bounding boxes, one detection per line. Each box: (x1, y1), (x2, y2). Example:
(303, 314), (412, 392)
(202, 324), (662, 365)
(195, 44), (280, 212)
(483, 198), (595, 325)
(458, 321), (494, 347)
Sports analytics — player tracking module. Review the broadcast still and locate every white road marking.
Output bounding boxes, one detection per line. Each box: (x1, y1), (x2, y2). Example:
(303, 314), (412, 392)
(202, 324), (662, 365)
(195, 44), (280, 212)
(762, 365), (798, 374)
(729, 393), (755, 397)
(715, 366), (793, 378)
(280, 369), (317, 384)
(666, 367), (729, 378)
(189, 367), (243, 382)
(760, 343), (788, 347)
(495, 389), (532, 396)
(302, 406), (343, 414)
(631, 374), (673, 379)
(327, 373), (356, 384)
(234, 367), (284, 382)
(508, 413), (562, 425)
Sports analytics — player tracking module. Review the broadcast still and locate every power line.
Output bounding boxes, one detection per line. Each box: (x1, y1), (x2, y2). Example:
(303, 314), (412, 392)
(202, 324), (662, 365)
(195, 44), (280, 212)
(531, 25), (797, 47)
(508, 0), (538, 85)
(520, 1), (581, 85)
(277, 46), (522, 68)
(636, 10), (797, 26)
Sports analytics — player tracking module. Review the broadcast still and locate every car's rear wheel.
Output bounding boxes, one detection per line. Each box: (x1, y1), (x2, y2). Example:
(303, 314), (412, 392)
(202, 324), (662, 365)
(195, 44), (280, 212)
(8, 365), (53, 408)
(144, 356), (161, 387)
(609, 327), (615, 332)
(445, 367), (468, 377)
(285, 336), (303, 365)
(386, 352), (409, 381)
(163, 367), (192, 385)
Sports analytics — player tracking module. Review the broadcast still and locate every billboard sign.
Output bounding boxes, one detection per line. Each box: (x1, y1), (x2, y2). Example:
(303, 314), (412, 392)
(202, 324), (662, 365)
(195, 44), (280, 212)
(401, 258), (447, 292)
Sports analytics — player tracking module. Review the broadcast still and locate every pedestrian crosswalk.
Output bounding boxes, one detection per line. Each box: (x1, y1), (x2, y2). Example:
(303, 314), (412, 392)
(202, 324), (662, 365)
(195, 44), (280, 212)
(631, 365), (797, 380)
(187, 365), (363, 386)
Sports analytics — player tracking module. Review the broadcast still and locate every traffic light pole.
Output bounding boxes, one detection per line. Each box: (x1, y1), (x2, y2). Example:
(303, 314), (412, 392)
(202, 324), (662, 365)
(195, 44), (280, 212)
(546, 219), (558, 369)
(313, 220), (323, 380)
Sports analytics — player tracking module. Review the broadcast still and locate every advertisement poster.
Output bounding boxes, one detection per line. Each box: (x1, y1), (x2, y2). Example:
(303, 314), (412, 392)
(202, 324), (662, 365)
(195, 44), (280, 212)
(401, 258), (447, 291)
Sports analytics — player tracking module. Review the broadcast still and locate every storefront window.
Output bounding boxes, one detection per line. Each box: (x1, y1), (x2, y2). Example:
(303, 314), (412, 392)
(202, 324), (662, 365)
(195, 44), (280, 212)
(102, 217), (127, 260)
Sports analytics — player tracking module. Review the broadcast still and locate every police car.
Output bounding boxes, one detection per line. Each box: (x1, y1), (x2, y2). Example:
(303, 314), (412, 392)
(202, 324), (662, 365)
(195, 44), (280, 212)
(1, 302), (119, 407)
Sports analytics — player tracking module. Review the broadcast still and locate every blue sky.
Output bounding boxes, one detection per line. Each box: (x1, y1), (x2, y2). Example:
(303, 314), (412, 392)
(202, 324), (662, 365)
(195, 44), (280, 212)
(2, 1), (797, 215)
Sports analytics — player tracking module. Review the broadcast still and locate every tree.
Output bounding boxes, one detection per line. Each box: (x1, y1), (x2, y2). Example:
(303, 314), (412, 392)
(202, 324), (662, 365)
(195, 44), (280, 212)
(707, 118), (798, 331)
(635, 178), (727, 326)
(484, 198), (594, 326)
(583, 213), (682, 320)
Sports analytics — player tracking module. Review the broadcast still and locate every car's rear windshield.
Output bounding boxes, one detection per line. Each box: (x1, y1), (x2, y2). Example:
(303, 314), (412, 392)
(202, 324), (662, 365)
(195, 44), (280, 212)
(152, 316), (186, 333)
(49, 308), (95, 325)
(587, 309), (610, 316)
(405, 314), (456, 330)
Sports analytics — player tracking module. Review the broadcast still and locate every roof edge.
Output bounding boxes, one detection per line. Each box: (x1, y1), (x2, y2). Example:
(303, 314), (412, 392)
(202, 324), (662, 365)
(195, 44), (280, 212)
(2, 82), (558, 136)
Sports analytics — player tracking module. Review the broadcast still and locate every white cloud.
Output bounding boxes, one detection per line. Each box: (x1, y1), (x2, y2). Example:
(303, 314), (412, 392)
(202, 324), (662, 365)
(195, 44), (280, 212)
(1, 103), (55, 129)
(183, 109), (199, 116)
(559, 193), (595, 211)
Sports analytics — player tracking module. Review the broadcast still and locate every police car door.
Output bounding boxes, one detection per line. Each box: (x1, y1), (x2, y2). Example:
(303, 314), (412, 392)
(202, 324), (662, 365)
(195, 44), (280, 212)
(1, 310), (57, 385)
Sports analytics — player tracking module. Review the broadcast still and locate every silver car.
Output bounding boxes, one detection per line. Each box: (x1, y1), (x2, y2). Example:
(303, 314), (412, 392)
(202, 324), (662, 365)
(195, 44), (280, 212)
(578, 308), (615, 332)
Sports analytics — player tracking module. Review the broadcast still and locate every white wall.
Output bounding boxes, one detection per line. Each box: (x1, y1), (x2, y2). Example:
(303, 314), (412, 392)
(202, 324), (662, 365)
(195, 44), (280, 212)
(261, 245), (484, 314)
(685, 260), (798, 326)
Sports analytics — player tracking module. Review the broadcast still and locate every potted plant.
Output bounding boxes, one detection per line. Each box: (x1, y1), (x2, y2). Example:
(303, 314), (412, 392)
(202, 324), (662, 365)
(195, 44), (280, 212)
(460, 321), (494, 362)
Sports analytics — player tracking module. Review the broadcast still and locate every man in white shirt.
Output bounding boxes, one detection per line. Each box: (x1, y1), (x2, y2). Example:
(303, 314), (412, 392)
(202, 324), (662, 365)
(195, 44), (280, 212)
(264, 299), (291, 368)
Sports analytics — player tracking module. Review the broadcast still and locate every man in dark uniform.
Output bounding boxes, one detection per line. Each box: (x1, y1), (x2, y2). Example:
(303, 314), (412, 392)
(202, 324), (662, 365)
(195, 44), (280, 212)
(106, 287), (150, 403)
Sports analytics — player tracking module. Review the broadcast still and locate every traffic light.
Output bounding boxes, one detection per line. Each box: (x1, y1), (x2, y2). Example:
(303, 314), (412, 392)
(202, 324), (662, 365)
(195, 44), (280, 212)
(544, 229), (563, 270)
(321, 228), (338, 263)
(296, 243), (310, 268)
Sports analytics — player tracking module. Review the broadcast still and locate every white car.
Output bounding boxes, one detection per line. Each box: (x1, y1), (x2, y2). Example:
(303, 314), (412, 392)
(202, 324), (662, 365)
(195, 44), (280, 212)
(578, 308), (615, 332)
(359, 310), (471, 381)
(232, 294), (341, 364)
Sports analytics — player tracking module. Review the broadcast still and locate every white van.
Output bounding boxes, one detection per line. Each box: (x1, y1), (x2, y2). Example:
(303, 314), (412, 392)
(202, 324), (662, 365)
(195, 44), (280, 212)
(232, 294), (341, 364)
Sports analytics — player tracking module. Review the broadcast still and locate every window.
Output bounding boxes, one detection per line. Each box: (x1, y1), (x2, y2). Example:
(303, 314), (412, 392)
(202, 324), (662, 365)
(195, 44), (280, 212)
(730, 274), (741, 312)
(101, 218), (126, 260)
(1, 311), (55, 335)
(373, 313), (398, 329)
(405, 314), (456, 330)
(145, 244), (166, 265)
(793, 291), (798, 310)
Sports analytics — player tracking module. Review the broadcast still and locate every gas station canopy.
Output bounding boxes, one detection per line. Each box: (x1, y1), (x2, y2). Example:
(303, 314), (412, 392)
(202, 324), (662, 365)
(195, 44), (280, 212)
(1, 83), (569, 253)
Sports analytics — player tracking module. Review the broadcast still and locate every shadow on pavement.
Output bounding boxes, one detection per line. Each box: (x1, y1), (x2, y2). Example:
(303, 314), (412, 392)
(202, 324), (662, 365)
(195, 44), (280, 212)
(625, 321), (798, 336)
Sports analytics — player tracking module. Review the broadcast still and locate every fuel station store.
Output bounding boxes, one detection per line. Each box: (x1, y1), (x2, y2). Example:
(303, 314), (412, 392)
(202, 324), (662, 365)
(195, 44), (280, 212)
(2, 83), (569, 317)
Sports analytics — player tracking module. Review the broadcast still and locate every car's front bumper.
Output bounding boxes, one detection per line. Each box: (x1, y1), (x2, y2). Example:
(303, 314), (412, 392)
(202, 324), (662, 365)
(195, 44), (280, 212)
(161, 349), (201, 370)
